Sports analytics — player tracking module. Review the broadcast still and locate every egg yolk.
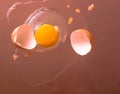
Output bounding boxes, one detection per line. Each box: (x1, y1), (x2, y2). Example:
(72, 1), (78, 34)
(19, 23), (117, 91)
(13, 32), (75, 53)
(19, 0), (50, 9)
(35, 24), (59, 47)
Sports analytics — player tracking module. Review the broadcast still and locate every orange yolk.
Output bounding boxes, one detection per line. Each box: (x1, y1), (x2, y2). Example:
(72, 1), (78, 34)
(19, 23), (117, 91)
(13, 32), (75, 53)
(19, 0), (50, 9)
(35, 24), (59, 47)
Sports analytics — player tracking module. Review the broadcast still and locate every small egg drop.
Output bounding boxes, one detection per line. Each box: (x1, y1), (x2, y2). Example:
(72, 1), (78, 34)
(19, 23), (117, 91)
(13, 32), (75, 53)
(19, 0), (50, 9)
(70, 29), (94, 56)
(11, 24), (37, 50)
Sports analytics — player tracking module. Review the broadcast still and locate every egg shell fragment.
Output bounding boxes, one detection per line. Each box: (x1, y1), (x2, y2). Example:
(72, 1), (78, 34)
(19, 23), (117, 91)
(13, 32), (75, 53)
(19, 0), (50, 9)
(70, 29), (94, 56)
(11, 24), (37, 50)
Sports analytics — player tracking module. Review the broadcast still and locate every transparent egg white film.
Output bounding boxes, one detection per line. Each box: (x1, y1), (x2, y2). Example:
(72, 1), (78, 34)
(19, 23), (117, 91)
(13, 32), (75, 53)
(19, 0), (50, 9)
(7, 0), (94, 86)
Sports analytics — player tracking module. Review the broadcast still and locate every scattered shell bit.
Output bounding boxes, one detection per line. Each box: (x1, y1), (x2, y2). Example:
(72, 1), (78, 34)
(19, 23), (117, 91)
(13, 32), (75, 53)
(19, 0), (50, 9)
(68, 17), (74, 25)
(88, 4), (95, 11)
(66, 4), (71, 8)
(24, 52), (31, 57)
(70, 29), (94, 56)
(75, 8), (81, 14)
(13, 54), (18, 60)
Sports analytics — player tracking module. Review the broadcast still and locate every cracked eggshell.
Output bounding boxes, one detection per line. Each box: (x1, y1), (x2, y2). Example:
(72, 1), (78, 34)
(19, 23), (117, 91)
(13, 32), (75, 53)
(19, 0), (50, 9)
(11, 24), (37, 50)
(70, 29), (94, 56)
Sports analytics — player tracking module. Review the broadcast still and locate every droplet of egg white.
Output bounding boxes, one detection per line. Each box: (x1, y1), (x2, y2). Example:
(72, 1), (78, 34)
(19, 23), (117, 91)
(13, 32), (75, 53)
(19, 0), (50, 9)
(11, 24), (37, 50)
(70, 29), (94, 56)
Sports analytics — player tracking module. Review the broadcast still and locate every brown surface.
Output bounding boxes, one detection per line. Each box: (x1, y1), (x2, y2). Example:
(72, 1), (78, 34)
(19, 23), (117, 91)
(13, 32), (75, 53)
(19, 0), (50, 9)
(0, 0), (120, 94)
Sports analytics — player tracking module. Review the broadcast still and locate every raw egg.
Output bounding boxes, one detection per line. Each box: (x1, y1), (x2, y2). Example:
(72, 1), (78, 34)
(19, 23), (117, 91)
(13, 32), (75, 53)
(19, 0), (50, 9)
(24, 7), (68, 52)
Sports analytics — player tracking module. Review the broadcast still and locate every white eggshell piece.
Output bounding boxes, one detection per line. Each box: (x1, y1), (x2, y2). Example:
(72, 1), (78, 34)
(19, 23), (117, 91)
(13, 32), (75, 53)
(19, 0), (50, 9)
(70, 29), (92, 56)
(11, 24), (37, 50)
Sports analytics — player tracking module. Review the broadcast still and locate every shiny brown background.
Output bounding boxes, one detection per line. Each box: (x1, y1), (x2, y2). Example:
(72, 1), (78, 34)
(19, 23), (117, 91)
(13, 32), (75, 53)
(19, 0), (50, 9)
(0, 0), (120, 94)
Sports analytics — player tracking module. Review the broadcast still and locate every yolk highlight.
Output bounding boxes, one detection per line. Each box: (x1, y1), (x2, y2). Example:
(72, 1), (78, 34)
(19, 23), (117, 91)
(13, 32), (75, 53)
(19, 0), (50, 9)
(35, 24), (59, 47)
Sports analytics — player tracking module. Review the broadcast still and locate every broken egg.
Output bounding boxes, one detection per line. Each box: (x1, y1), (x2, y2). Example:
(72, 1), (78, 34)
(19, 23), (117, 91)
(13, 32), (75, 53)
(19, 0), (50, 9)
(11, 8), (68, 52)
(70, 29), (94, 56)
(11, 24), (37, 50)
(24, 7), (68, 52)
